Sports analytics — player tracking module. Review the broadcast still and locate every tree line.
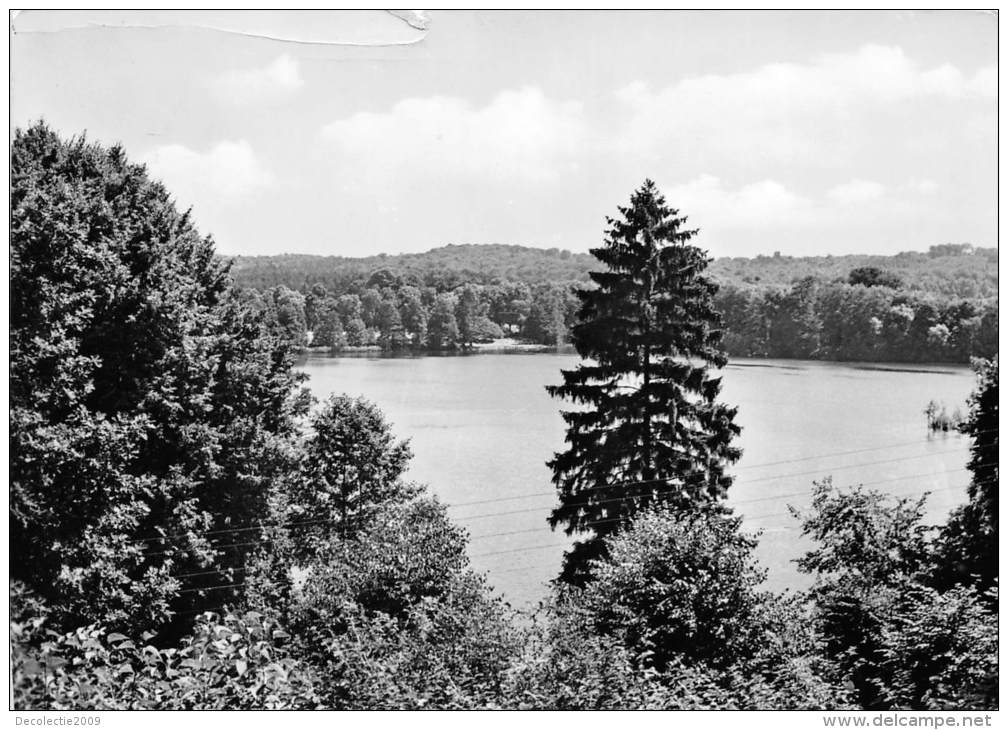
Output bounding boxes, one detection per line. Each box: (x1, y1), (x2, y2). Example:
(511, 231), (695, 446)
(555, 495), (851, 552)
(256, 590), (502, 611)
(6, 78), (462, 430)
(243, 277), (580, 351)
(715, 277), (997, 362)
(11, 126), (998, 710)
(237, 254), (996, 363)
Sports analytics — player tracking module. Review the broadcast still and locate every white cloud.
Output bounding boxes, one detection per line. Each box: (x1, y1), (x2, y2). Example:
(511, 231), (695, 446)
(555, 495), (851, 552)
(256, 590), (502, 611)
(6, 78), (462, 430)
(141, 140), (274, 206)
(616, 45), (994, 167)
(826, 179), (886, 205)
(210, 55), (304, 105)
(663, 172), (948, 238)
(320, 86), (588, 185)
(661, 175), (818, 230)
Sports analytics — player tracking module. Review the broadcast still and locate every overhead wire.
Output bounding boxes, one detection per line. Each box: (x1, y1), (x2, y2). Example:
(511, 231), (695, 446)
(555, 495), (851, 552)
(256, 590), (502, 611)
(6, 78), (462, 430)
(130, 426), (995, 546)
(140, 439), (990, 556)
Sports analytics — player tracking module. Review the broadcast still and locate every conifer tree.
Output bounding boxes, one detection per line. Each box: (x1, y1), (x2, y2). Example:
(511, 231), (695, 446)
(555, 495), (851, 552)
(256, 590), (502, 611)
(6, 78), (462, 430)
(10, 122), (309, 633)
(547, 180), (741, 583)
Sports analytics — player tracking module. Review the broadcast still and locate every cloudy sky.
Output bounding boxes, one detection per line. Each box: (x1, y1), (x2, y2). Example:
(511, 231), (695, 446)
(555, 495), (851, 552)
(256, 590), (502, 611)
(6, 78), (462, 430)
(12, 10), (997, 258)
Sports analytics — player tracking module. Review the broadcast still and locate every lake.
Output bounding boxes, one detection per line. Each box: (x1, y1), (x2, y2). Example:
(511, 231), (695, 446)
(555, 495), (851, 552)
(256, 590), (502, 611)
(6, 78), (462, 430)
(297, 353), (976, 608)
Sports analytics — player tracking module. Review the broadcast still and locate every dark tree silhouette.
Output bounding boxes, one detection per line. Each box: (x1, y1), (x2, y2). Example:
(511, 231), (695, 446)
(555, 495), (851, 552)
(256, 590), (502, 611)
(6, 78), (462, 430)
(547, 180), (741, 583)
(10, 122), (310, 634)
(932, 356), (999, 592)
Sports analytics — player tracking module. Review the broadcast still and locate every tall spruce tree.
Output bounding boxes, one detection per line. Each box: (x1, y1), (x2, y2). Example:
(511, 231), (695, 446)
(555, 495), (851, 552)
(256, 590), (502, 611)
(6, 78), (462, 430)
(547, 180), (741, 583)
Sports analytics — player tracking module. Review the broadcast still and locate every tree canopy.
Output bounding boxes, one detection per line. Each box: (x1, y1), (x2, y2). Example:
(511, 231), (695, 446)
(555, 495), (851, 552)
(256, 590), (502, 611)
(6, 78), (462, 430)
(10, 122), (310, 635)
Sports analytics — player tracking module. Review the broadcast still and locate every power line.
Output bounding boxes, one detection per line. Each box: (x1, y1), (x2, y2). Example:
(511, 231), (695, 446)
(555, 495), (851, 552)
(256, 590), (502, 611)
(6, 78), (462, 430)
(152, 455), (985, 563)
(167, 475), (991, 594)
(467, 479), (981, 558)
(730, 466), (970, 509)
(460, 441), (988, 513)
(129, 428), (995, 546)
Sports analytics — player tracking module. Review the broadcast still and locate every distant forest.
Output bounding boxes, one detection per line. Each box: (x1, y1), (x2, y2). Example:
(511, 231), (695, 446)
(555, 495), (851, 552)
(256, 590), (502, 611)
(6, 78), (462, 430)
(229, 243), (998, 363)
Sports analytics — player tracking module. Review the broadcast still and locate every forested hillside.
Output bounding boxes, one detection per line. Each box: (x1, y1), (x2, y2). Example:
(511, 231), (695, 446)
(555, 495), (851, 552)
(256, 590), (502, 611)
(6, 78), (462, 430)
(231, 243), (997, 299)
(231, 244), (597, 292)
(230, 243), (997, 363)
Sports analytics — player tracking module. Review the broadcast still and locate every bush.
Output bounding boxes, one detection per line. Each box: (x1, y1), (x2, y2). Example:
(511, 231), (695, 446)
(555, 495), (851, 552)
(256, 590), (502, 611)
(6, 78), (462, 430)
(280, 498), (518, 708)
(579, 507), (772, 671)
(11, 584), (318, 710)
(874, 584), (997, 710)
(307, 578), (519, 709)
(796, 479), (998, 709)
(500, 592), (676, 709)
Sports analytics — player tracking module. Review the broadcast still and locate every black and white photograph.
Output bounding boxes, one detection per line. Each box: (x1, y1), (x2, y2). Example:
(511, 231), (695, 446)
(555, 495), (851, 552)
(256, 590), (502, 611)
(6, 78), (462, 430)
(8, 9), (999, 716)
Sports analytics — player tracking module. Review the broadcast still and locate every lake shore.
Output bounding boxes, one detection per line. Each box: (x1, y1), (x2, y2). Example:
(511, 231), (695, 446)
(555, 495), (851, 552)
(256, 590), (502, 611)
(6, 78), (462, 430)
(301, 339), (970, 367)
(303, 337), (575, 356)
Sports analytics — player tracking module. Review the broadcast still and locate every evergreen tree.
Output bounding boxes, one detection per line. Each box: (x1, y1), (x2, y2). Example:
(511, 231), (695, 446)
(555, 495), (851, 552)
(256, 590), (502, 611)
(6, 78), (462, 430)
(10, 122), (309, 634)
(547, 180), (741, 583)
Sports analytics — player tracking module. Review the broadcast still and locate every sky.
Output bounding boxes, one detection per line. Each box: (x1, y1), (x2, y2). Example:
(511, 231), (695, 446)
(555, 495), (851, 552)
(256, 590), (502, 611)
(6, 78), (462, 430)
(11, 10), (998, 259)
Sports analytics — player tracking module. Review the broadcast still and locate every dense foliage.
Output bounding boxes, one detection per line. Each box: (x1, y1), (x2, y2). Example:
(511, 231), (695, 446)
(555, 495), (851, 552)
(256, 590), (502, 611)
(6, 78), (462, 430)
(794, 478), (998, 710)
(232, 244), (996, 362)
(232, 243), (996, 301)
(715, 278), (997, 362)
(931, 357), (999, 592)
(546, 180), (740, 582)
(10, 122), (310, 636)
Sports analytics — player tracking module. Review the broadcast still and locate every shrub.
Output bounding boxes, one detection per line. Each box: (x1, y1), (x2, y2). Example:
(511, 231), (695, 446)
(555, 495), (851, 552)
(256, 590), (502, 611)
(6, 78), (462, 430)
(579, 506), (771, 671)
(11, 584), (318, 710)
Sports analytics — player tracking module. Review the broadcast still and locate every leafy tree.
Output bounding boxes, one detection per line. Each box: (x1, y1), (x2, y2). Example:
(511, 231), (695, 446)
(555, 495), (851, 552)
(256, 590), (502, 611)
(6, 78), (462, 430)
(335, 293), (363, 323)
(304, 283), (328, 331)
(546, 180), (741, 582)
(10, 122), (309, 635)
(796, 473), (1000, 711)
(366, 268), (400, 290)
(469, 315), (504, 343)
(849, 267), (903, 289)
(518, 509), (850, 710)
(295, 395), (415, 548)
(268, 286), (308, 346)
(522, 284), (568, 346)
(427, 294), (460, 350)
(312, 298), (346, 350)
(343, 316), (368, 347)
(932, 356), (998, 591)
(376, 298), (407, 350)
(398, 286), (428, 347)
(713, 285), (764, 356)
(454, 284), (481, 348)
(360, 288), (383, 329)
(763, 278), (821, 358)
(290, 550), (518, 709)
(580, 507), (776, 671)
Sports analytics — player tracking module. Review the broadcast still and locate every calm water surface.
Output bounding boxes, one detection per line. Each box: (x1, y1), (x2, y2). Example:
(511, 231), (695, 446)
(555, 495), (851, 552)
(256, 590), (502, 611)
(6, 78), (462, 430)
(298, 353), (975, 608)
